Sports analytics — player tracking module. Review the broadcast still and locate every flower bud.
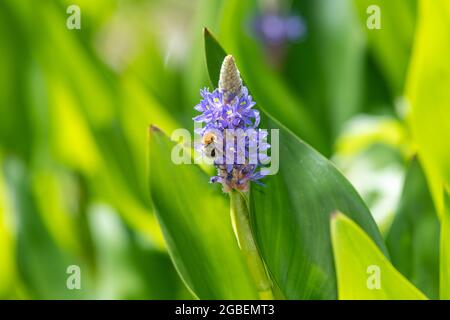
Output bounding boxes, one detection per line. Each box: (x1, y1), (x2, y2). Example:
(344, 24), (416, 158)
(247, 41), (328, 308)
(219, 55), (242, 104)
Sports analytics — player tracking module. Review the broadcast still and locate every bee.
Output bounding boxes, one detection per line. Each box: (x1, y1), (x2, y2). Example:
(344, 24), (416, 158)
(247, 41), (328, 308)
(202, 132), (220, 159)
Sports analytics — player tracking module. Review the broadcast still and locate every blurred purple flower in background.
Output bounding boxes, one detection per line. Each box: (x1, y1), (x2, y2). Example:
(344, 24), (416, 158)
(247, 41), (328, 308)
(252, 12), (307, 46)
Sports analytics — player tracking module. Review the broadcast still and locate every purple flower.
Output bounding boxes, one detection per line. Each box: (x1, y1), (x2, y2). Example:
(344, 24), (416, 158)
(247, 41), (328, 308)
(252, 12), (307, 46)
(193, 55), (270, 192)
(194, 86), (260, 134)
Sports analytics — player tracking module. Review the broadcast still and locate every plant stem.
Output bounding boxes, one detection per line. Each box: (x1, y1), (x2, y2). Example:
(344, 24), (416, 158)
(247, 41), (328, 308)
(229, 190), (274, 300)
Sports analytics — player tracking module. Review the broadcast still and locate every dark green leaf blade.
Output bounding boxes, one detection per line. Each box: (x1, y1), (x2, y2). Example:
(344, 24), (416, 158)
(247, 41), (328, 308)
(203, 28), (227, 88)
(385, 158), (440, 299)
(148, 127), (259, 299)
(251, 114), (387, 299)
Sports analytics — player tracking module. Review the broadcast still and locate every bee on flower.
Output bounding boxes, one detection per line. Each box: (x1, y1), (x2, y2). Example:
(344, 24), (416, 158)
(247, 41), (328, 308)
(193, 55), (271, 192)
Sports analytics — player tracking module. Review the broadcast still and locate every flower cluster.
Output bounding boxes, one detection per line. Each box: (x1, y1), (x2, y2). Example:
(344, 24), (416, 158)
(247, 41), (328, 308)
(193, 86), (260, 134)
(193, 55), (270, 192)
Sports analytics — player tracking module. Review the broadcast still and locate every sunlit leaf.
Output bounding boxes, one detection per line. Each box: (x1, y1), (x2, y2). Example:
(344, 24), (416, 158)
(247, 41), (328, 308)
(335, 115), (408, 158)
(406, 0), (450, 217)
(331, 213), (427, 299)
(47, 77), (102, 175)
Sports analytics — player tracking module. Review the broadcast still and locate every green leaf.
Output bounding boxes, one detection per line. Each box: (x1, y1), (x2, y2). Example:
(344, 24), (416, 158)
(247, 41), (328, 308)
(440, 188), (450, 299)
(204, 28), (227, 88)
(148, 127), (259, 299)
(386, 158), (440, 299)
(204, 29), (387, 299)
(251, 114), (387, 299)
(406, 0), (450, 217)
(354, 0), (417, 95)
(331, 213), (427, 299)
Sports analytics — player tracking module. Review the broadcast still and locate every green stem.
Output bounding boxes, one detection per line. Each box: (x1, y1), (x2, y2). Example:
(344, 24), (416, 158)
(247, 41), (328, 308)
(229, 190), (274, 300)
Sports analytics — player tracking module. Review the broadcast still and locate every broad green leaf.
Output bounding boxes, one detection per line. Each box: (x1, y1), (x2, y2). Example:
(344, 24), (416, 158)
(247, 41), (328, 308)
(204, 29), (387, 299)
(441, 188), (450, 299)
(251, 114), (387, 299)
(386, 158), (439, 299)
(331, 213), (427, 299)
(406, 0), (450, 217)
(354, 0), (417, 95)
(148, 127), (259, 299)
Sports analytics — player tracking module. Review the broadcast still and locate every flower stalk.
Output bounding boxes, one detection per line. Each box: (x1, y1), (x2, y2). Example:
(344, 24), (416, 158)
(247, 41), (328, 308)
(229, 190), (274, 299)
(194, 54), (273, 298)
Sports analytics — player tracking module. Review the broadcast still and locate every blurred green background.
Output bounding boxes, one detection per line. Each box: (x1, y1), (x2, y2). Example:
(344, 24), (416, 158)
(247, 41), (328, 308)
(0, 0), (443, 299)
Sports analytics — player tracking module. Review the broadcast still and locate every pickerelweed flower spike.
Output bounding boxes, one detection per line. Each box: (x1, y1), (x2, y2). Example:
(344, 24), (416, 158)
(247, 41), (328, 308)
(193, 55), (270, 192)
(195, 54), (274, 299)
(219, 55), (242, 103)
